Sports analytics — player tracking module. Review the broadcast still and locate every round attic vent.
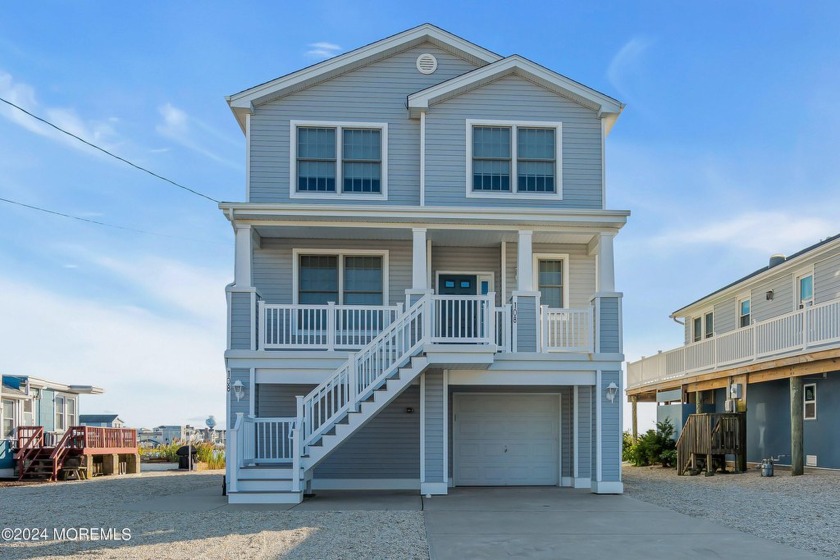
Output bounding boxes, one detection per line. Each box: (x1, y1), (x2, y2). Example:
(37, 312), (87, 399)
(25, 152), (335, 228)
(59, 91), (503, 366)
(416, 53), (438, 75)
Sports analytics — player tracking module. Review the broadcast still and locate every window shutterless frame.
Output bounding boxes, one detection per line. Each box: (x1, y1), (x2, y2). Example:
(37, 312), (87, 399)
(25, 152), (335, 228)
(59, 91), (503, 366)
(465, 119), (563, 200)
(290, 121), (388, 200)
(738, 294), (751, 328)
(292, 248), (390, 305)
(804, 383), (816, 420)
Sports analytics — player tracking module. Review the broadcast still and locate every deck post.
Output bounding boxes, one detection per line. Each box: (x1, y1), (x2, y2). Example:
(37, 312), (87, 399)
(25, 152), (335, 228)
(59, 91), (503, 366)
(790, 376), (804, 476)
(630, 396), (638, 440)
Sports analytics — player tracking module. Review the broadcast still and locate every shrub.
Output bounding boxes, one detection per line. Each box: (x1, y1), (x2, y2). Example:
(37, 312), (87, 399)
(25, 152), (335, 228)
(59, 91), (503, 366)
(139, 442), (180, 462)
(622, 431), (635, 462)
(627, 418), (677, 468)
(195, 443), (225, 469)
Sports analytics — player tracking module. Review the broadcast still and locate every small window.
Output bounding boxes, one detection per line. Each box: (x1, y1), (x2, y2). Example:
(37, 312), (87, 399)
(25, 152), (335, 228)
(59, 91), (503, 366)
(704, 312), (714, 339)
(55, 395), (65, 431)
(67, 398), (76, 428)
(804, 383), (816, 420)
(798, 274), (814, 309)
(22, 399), (33, 426)
(538, 259), (564, 308)
(693, 317), (702, 343)
(1, 399), (14, 439)
(739, 298), (751, 328)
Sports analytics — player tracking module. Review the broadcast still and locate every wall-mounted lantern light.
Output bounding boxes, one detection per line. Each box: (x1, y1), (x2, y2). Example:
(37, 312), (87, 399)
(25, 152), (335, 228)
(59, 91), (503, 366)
(232, 379), (246, 402)
(605, 382), (619, 403)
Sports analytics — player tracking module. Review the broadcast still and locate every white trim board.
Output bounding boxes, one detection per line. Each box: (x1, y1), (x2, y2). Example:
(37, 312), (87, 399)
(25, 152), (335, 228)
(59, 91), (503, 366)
(311, 478), (419, 491)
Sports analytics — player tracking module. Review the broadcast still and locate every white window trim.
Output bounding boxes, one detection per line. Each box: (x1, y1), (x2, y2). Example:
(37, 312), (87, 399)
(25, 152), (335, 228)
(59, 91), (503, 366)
(465, 119), (563, 200)
(66, 396), (77, 428)
(794, 266), (815, 309)
(290, 120), (388, 201)
(804, 382), (817, 421)
(532, 253), (570, 309)
(691, 307), (714, 342)
(737, 292), (751, 329)
(292, 248), (390, 305)
(1, 398), (17, 440)
(435, 271), (495, 295)
(55, 395), (65, 432)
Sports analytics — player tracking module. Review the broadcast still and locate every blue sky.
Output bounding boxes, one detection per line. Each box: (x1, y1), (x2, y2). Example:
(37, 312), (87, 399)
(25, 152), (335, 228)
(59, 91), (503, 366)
(1, 2), (838, 430)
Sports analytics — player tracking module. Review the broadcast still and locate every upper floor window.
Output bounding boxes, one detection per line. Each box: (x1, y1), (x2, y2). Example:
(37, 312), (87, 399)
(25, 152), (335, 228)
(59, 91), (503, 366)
(797, 272), (814, 309)
(466, 120), (562, 199)
(291, 121), (387, 199)
(692, 310), (714, 342)
(738, 297), (751, 328)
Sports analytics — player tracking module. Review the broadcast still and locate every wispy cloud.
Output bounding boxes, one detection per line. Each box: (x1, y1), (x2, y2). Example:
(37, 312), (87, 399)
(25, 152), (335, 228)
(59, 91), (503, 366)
(155, 102), (241, 169)
(649, 211), (835, 257)
(606, 37), (653, 100)
(0, 70), (120, 154)
(305, 41), (342, 59)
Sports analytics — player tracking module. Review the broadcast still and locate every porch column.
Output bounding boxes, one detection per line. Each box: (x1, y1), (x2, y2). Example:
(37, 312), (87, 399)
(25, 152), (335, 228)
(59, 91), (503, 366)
(630, 395), (638, 440)
(790, 377), (804, 476)
(421, 369), (448, 495)
(513, 230), (539, 352)
(596, 232), (615, 293)
(407, 228), (431, 306)
(234, 225), (252, 288)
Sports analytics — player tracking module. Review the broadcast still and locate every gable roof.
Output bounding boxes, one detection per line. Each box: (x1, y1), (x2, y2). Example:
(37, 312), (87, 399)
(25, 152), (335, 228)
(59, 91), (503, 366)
(672, 232), (840, 317)
(226, 23), (502, 131)
(80, 414), (121, 424)
(407, 55), (625, 134)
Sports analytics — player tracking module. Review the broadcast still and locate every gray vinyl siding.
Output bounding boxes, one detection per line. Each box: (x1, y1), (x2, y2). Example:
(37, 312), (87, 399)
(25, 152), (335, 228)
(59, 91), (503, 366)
(505, 243), (596, 306)
(249, 43), (478, 205)
(228, 369), (250, 427)
(816, 252), (840, 303)
(515, 296), (538, 352)
(576, 386), (591, 479)
(561, 388), (573, 479)
(425, 74), (603, 209)
(252, 238), (412, 306)
(750, 273), (793, 323)
(256, 383), (421, 479)
(598, 297), (620, 353)
(713, 296), (737, 336)
(424, 369), (445, 482)
(230, 292), (252, 350)
(600, 370), (621, 481)
(432, 245), (501, 305)
(316, 386), (420, 479)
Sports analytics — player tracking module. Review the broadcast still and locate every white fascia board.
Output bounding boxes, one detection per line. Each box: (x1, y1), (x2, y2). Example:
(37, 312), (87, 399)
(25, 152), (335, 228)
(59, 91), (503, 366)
(408, 55), (624, 126)
(671, 236), (840, 319)
(26, 377), (104, 395)
(226, 24), (501, 128)
(219, 203), (630, 230)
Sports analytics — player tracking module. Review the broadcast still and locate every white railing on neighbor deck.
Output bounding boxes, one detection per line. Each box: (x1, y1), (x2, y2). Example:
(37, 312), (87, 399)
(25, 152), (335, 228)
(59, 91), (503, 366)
(540, 306), (595, 353)
(627, 298), (840, 389)
(259, 302), (401, 350)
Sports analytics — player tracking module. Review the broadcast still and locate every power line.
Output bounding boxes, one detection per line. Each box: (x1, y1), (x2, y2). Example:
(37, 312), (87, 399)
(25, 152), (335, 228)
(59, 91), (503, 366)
(0, 96), (220, 204)
(0, 196), (222, 245)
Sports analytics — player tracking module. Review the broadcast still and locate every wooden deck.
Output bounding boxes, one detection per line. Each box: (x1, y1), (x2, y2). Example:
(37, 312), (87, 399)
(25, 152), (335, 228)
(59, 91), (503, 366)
(676, 413), (746, 476)
(15, 425), (138, 481)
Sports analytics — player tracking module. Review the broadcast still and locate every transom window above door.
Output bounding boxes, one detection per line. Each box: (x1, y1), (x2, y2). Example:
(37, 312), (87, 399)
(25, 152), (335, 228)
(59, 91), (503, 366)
(466, 120), (562, 199)
(291, 121), (388, 199)
(295, 251), (387, 305)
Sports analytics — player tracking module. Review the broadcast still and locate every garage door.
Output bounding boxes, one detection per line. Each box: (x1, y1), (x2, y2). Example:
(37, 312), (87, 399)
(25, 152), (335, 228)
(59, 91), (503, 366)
(453, 394), (559, 486)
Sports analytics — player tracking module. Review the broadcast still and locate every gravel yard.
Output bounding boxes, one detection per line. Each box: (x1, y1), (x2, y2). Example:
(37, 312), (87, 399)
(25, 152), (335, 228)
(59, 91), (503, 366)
(0, 471), (428, 559)
(624, 465), (840, 559)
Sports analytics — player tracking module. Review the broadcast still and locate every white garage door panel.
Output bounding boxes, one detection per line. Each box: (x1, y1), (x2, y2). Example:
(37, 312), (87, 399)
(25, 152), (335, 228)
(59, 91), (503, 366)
(454, 394), (559, 486)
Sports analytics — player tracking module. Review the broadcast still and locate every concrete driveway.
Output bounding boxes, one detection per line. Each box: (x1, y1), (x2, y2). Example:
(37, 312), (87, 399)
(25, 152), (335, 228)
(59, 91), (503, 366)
(423, 487), (832, 560)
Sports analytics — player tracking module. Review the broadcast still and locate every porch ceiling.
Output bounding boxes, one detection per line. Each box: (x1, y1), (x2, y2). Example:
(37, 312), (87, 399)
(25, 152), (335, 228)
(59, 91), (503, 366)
(253, 225), (596, 246)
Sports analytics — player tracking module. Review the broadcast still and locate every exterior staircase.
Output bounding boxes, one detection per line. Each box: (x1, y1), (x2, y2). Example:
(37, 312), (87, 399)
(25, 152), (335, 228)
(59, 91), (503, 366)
(227, 294), (495, 503)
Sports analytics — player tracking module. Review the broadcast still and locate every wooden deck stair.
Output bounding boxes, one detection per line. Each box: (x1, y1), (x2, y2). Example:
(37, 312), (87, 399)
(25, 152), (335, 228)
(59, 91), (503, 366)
(676, 413), (746, 476)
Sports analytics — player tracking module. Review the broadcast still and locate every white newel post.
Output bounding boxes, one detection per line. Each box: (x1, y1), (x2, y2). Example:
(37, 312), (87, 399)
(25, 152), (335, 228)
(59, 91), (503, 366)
(293, 396), (304, 492)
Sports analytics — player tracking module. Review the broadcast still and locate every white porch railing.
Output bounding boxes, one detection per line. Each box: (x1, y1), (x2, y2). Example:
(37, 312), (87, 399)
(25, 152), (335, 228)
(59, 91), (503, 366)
(627, 298), (840, 389)
(540, 306), (594, 353)
(259, 302), (402, 350)
(430, 294), (495, 344)
(495, 304), (512, 353)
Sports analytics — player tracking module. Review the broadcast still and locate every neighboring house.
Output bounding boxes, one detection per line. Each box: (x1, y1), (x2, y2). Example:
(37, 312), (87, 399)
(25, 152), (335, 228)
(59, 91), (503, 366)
(0, 375), (104, 477)
(79, 414), (125, 428)
(627, 233), (840, 469)
(222, 24), (629, 503)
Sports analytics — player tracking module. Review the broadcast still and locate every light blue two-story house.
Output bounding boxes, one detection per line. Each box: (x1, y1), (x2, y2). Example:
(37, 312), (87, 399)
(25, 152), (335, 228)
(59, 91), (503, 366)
(222, 24), (629, 503)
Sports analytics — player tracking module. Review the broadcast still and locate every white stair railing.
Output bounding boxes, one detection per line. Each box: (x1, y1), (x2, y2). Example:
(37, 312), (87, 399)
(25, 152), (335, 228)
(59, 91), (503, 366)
(299, 295), (431, 450)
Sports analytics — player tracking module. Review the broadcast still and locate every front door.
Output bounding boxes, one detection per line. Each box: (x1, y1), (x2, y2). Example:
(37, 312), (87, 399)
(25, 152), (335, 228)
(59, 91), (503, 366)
(438, 274), (478, 296)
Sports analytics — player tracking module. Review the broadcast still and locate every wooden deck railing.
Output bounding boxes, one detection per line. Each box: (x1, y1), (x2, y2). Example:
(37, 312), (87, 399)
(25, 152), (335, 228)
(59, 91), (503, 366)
(676, 413), (745, 475)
